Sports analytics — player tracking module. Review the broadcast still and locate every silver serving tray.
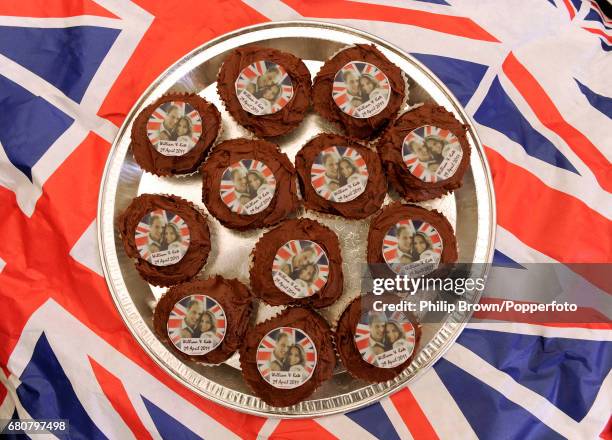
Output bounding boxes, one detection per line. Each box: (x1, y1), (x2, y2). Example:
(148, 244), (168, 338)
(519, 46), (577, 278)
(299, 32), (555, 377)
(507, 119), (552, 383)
(97, 21), (496, 417)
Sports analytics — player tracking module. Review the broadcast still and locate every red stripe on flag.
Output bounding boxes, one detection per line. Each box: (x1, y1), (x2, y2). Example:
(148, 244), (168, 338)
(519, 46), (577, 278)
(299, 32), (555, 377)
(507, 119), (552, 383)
(89, 357), (154, 440)
(281, 0), (499, 42)
(502, 53), (612, 193)
(390, 387), (440, 439)
(582, 27), (612, 43)
(485, 147), (612, 267)
(273, 420), (338, 440)
(334, 93), (348, 106)
(0, 1), (118, 18)
(562, 0), (576, 19)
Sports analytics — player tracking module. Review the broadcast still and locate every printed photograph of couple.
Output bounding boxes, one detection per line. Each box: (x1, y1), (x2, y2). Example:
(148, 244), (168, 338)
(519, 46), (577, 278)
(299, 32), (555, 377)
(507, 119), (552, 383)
(257, 329), (316, 387)
(167, 296), (226, 350)
(402, 126), (463, 182)
(310, 146), (368, 202)
(382, 220), (443, 274)
(273, 240), (329, 298)
(235, 61), (294, 115)
(146, 101), (202, 150)
(135, 210), (189, 264)
(332, 61), (391, 117)
(220, 160), (276, 215)
(355, 311), (416, 367)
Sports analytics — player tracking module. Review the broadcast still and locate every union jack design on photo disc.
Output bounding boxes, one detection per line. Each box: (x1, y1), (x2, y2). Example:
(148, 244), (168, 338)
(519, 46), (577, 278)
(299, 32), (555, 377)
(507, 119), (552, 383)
(145, 101), (203, 156)
(272, 240), (330, 298)
(332, 61), (391, 118)
(355, 310), (417, 368)
(234, 60), (294, 115)
(167, 295), (226, 355)
(219, 159), (276, 215)
(311, 146), (368, 202)
(383, 219), (443, 275)
(134, 209), (190, 266)
(402, 125), (463, 183)
(256, 327), (317, 389)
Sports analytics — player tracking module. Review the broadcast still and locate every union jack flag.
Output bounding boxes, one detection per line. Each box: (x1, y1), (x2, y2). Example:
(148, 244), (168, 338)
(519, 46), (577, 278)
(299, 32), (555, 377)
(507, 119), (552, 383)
(0, 0), (610, 439)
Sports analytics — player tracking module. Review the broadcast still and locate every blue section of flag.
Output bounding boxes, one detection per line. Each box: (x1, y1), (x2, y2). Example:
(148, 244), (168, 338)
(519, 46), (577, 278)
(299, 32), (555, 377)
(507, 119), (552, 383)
(434, 358), (566, 439)
(575, 78), (612, 118)
(411, 53), (488, 107)
(584, 9), (612, 29)
(570, 0), (582, 13)
(474, 76), (579, 174)
(600, 39), (612, 51)
(0, 75), (74, 181)
(142, 396), (203, 440)
(456, 329), (612, 422)
(2, 409), (30, 439)
(16, 333), (106, 440)
(492, 249), (525, 269)
(0, 25), (119, 103)
(346, 402), (401, 440)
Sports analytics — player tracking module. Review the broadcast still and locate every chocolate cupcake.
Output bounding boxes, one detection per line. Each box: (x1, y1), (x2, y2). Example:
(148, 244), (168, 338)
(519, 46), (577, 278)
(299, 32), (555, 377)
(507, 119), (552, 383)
(377, 104), (471, 201)
(201, 138), (299, 230)
(118, 194), (210, 287)
(217, 45), (311, 137)
(312, 44), (405, 139)
(295, 133), (386, 219)
(153, 276), (253, 364)
(367, 202), (457, 278)
(240, 308), (335, 407)
(250, 219), (343, 307)
(131, 93), (221, 176)
(335, 294), (421, 382)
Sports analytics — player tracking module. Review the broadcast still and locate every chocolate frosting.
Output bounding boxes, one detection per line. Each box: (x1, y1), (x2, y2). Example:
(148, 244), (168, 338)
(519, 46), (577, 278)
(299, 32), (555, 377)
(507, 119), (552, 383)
(239, 307), (335, 407)
(118, 194), (211, 287)
(153, 276), (253, 364)
(367, 202), (458, 278)
(201, 138), (299, 230)
(377, 103), (471, 201)
(250, 218), (343, 307)
(312, 44), (405, 139)
(335, 294), (421, 382)
(217, 45), (311, 137)
(295, 133), (386, 219)
(131, 93), (221, 176)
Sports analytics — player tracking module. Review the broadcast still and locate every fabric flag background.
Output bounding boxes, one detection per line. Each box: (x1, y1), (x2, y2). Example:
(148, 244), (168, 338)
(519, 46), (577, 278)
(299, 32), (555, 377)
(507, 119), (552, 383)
(0, 0), (611, 438)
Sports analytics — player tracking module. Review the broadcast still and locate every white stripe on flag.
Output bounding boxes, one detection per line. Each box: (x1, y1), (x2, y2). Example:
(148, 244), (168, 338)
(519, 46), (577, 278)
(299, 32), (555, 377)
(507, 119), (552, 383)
(379, 397), (414, 439)
(256, 418), (280, 440)
(465, 322), (612, 341)
(579, 370), (612, 437)
(70, 219), (103, 276)
(0, 256), (5, 274)
(408, 369), (478, 440)
(315, 413), (379, 440)
(445, 343), (588, 439)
